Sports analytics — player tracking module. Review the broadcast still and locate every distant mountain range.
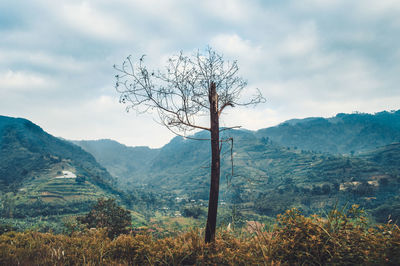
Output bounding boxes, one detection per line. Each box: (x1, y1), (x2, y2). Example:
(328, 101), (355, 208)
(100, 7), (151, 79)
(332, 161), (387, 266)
(71, 139), (160, 188)
(2, 110), (400, 225)
(73, 110), (400, 223)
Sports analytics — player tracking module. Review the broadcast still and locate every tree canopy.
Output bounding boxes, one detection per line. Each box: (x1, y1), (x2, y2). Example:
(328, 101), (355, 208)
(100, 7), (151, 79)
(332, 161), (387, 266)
(78, 198), (131, 238)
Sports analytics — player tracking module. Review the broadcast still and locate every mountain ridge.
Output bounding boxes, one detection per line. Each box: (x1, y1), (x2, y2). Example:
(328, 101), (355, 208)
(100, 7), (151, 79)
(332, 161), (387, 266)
(2, 110), (400, 226)
(257, 110), (400, 154)
(72, 110), (400, 223)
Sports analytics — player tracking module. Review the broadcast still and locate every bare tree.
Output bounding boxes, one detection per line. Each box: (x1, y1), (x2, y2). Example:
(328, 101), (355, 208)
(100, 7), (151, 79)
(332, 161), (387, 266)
(114, 47), (264, 243)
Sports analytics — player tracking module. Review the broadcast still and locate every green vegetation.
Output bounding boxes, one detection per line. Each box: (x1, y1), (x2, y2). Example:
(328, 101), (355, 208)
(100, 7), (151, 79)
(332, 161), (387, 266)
(75, 129), (400, 225)
(256, 110), (400, 154)
(72, 139), (160, 188)
(70, 111), (400, 228)
(2, 112), (400, 262)
(0, 115), (162, 234)
(77, 198), (131, 238)
(0, 116), (114, 192)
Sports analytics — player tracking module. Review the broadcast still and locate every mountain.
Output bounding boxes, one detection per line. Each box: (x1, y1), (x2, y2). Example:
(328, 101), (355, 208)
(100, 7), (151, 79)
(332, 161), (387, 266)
(256, 110), (400, 154)
(74, 110), (400, 193)
(71, 139), (160, 187)
(74, 126), (400, 223)
(0, 115), (124, 219)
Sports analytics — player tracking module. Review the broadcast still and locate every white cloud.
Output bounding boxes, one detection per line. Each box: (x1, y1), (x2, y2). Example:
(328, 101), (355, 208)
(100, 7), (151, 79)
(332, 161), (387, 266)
(280, 22), (319, 57)
(58, 2), (130, 41)
(222, 106), (280, 130)
(39, 94), (175, 148)
(199, 0), (256, 24)
(0, 70), (53, 91)
(210, 33), (269, 81)
(211, 34), (262, 57)
(292, 0), (345, 9)
(358, 0), (400, 15)
(0, 50), (90, 73)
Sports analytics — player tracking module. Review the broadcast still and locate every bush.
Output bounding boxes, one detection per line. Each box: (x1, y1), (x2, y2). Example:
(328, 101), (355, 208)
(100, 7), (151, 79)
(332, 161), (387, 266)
(77, 198), (131, 238)
(373, 203), (400, 224)
(0, 223), (15, 235)
(270, 205), (400, 265)
(182, 206), (205, 219)
(321, 183), (331, 194)
(353, 181), (374, 196)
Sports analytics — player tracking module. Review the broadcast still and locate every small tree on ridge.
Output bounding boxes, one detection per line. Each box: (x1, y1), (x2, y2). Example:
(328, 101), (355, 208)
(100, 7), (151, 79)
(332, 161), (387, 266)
(114, 47), (264, 242)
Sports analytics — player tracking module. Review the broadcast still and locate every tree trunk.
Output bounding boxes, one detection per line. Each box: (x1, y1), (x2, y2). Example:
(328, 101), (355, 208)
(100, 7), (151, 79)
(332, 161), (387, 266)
(205, 82), (220, 243)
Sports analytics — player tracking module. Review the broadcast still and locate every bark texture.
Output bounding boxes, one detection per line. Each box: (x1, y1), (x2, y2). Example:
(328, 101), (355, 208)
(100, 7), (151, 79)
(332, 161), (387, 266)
(205, 82), (220, 243)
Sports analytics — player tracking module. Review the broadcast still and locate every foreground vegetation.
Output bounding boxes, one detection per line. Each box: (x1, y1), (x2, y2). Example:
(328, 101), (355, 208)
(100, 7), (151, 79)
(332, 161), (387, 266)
(1, 205), (399, 265)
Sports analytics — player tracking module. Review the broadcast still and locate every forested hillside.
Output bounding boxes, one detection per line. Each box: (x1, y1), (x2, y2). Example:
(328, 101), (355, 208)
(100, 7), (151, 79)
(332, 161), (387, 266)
(72, 139), (160, 188)
(256, 110), (400, 154)
(74, 113), (400, 224)
(2, 111), (400, 232)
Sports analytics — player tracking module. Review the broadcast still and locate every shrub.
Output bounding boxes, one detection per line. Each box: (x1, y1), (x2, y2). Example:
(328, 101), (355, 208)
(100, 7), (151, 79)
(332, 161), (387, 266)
(77, 198), (131, 238)
(0, 223), (15, 235)
(182, 206), (205, 219)
(270, 205), (400, 265)
(321, 183), (331, 194)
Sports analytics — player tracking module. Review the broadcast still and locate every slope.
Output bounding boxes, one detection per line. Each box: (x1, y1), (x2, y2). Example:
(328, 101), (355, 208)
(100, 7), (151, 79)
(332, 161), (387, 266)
(256, 110), (400, 154)
(79, 128), (400, 223)
(72, 139), (160, 187)
(0, 115), (123, 219)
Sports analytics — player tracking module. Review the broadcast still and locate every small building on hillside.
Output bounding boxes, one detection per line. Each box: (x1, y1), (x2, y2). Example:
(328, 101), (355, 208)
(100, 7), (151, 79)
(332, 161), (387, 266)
(55, 170), (76, 179)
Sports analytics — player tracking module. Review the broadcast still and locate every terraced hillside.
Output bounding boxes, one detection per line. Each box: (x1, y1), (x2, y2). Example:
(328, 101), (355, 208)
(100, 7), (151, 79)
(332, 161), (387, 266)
(76, 128), (400, 223)
(0, 115), (124, 220)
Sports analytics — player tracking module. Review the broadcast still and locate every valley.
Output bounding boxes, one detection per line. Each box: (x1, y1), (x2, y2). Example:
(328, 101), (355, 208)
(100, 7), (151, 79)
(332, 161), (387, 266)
(73, 110), (400, 225)
(1, 110), (400, 234)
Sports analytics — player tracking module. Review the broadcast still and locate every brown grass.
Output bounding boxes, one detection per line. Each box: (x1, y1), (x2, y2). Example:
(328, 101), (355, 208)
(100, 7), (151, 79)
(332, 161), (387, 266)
(1, 205), (399, 265)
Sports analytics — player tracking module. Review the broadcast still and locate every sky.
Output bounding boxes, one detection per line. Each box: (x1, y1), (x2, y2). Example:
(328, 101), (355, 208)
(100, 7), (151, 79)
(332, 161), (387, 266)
(1, 0), (400, 148)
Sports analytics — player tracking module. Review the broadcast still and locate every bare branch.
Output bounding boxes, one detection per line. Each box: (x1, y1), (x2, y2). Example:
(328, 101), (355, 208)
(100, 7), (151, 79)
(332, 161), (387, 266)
(114, 47), (264, 137)
(114, 47), (266, 243)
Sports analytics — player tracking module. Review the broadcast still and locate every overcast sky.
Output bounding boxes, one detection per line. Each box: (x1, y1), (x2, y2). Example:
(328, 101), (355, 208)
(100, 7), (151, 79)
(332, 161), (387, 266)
(1, 0), (399, 147)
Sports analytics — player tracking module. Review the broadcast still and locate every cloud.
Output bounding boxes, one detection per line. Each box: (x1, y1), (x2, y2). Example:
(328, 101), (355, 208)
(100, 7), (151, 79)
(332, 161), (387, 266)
(279, 22), (318, 57)
(0, 70), (54, 91)
(211, 34), (262, 57)
(357, 0), (400, 16)
(222, 106), (281, 130)
(199, 0), (257, 24)
(58, 2), (130, 41)
(34, 94), (175, 148)
(0, 0), (399, 147)
(292, 0), (346, 9)
(0, 49), (91, 74)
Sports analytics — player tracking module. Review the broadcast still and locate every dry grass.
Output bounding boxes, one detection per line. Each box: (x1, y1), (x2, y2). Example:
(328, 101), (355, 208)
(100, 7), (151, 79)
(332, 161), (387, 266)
(1, 205), (399, 265)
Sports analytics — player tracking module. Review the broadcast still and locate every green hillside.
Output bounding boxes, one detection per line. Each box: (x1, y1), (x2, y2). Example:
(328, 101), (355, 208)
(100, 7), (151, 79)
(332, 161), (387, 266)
(72, 139), (160, 187)
(0, 116), (127, 225)
(256, 110), (400, 154)
(75, 126), (400, 224)
(4, 111), (397, 231)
